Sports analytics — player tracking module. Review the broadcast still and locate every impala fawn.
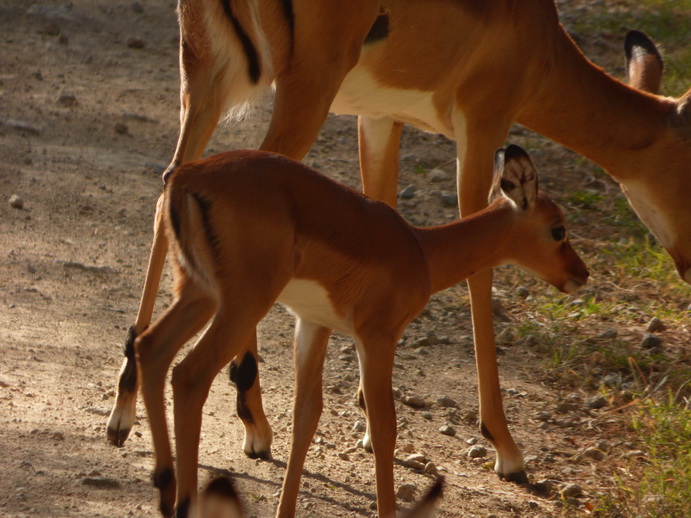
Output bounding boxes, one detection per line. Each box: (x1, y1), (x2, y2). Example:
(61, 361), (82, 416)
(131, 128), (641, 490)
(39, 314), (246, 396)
(135, 145), (588, 517)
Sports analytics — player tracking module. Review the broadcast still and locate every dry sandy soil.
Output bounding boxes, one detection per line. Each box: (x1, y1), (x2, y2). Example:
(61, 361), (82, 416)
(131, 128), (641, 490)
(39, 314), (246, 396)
(1, 1), (689, 517)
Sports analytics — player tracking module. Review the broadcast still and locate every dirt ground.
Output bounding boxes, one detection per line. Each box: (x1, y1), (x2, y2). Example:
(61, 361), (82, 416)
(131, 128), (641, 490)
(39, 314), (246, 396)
(1, 1), (689, 517)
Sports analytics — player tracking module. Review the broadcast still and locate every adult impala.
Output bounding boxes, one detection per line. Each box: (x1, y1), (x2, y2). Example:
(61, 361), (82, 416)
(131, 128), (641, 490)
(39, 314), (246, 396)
(136, 146), (588, 517)
(108, 0), (691, 483)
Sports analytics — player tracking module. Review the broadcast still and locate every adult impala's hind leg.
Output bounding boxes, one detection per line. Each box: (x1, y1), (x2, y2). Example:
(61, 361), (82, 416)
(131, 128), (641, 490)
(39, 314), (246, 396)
(108, 194), (168, 446)
(136, 281), (216, 517)
(277, 320), (331, 518)
(229, 330), (273, 459)
(260, 0), (379, 159)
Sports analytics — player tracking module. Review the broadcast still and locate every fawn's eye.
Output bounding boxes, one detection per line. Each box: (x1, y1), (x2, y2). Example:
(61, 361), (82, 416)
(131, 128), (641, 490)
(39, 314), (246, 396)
(551, 226), (566, 241)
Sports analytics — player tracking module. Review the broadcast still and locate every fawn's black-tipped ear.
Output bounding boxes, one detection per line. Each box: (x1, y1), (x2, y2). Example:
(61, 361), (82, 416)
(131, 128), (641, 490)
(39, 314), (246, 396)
(202, 476), (244, 518)
(496, 144), (538, 211)
(625, 30), (663, 94)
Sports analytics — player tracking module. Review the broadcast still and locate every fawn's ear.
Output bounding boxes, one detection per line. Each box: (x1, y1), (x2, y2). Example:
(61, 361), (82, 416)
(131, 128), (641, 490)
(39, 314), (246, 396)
(492, 144), (539, 210)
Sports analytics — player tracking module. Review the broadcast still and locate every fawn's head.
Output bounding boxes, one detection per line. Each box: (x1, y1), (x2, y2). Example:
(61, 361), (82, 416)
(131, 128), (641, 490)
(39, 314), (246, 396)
(491, 145), (589, 293)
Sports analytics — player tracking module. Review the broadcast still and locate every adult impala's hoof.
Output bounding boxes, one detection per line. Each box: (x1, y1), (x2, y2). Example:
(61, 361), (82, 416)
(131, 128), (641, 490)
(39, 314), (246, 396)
(244, 447), (272, 460)
(499, 469), (530, 485)
(107, 425), (131, 447)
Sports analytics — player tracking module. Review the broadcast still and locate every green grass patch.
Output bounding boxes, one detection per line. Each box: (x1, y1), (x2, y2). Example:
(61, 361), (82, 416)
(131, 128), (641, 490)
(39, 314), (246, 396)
(594, 394), (691, 517)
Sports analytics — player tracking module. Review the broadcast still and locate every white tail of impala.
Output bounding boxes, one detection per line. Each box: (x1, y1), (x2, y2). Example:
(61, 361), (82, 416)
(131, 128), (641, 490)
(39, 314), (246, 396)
(109, 0), (690, 486)
(135, 146), (588, 517)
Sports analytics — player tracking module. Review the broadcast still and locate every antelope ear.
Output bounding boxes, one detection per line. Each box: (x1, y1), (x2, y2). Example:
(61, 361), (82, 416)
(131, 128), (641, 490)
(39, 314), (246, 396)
(496, 144), (538, 210)
(625, 29), (663, 94)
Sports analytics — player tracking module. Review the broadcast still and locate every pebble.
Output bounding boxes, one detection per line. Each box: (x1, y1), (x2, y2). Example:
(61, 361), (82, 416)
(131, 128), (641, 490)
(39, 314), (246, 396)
(535, 411), (552, 421)
(585, 395), (608, 410)
(491, 298), (507, 318)
(9, 194), (24, 209)
(561, 483), (583, 498)
(556, 402), (578, 414)
(401, 395), (428, 408)
(426, 169), (449, 183)
(440, 192), (458, 208)
(127, 37), (145, 49)
(424, 462), (437, 474)
(646, 317), (665, 333)
(115, 122), (129, 135)
(40, 22), (61, 36)
(436, 396), (457, 408)
(465, 437), (478, 445)
(397, 443), (415, 454)
(596, 440), (611, 453)
(582, 447), (606, 461)
(421, 411), (433, 420)
(352, 420), (366, 433)
(467, 445), (487, 458)
(337, 452), (349, 461)
(396, 483), (417, 502)
(515, 286), (530, 299)
(399, 185), (416, 200)
(57, 93), (77, 107)
(439, 425), (456, 437)
(79, 476), (121, 489)
(533, 479), (554, 495)
(598, 328), (618, 339)
(640, 333), (662, 350)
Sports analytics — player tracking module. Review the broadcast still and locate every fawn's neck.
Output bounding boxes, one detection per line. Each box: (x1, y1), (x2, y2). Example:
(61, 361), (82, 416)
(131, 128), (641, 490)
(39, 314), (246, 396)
(414, 201), (514, 294)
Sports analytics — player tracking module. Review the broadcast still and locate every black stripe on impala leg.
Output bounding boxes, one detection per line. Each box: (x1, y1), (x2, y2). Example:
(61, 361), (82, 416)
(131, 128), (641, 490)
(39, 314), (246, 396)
(119, 326), (138, 394)
(153, 467), (175, 517)
(106, 326), (139, 446)
(229, 351), (258, 444)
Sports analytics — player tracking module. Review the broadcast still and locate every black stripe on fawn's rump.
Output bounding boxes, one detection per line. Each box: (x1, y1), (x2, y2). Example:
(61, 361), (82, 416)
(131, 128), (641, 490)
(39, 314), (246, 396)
(279, 0), (295, 50)
(118, 326), (138, 393)
(190, 192), (222, 264)
(364, 12), (389, 44)
(219, 0), (261, 83)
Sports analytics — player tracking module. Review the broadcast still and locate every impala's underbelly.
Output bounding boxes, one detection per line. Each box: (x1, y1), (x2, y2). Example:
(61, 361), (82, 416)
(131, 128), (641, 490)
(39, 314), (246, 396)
(331, 65), (455, 139)
(277, 278), (353, 335)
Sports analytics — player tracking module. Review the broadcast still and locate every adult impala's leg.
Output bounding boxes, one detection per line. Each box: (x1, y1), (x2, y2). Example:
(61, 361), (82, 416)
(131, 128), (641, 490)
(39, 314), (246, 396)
(229, 331), (273, 459)
(136, 281), (216, 517)
(168, 0), (272, 178)
(277, 320), (331, 518)
(358, 115), (405, 208)
(456, 111), (528, 483)
(356, 334), (397, 517)
(108, 194), (168, 446)
(260, 0), (379, 158)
